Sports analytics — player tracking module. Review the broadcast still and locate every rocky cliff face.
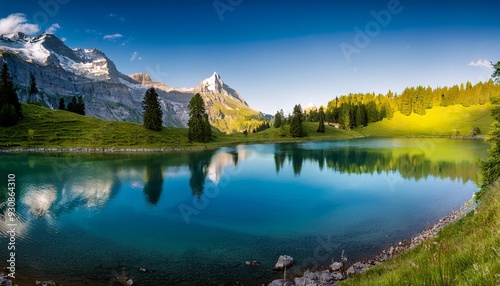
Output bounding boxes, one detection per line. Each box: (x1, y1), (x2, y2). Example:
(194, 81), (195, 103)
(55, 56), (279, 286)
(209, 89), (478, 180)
(0, 32), (261, 132)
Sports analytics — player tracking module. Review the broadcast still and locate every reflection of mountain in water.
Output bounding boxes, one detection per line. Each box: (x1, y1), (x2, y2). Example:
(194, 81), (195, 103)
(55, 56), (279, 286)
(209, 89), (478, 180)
(274, 144), (480, 183)
(187, 146), (249, 197)
(0, 156), (122, 237)
(206, 147), (248, 184)
(0, 140), (483, 233)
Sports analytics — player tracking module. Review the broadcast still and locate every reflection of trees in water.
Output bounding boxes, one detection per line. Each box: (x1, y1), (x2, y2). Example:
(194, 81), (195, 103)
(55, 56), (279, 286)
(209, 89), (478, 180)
(274, 153), (285, 173)
(143, 164), (164, 205)
(292, 148), (304, 175)
(188, 150), (216, 198)
(274, 144), (479, 183)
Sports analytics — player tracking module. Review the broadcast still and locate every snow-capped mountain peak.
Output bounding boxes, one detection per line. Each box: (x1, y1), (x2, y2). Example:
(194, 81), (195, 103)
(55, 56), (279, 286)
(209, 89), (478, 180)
(0, 33), (259, 133)
(0, 32), (51, 65)
(0, 32), (125, 81)
(202, 72), (224, 92)
(197, 72), (248, 106)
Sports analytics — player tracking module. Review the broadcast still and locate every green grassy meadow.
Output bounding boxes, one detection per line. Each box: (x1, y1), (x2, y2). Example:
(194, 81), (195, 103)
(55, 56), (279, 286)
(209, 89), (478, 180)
(0, 104), (361, 149)
(358, 104), (494, 137)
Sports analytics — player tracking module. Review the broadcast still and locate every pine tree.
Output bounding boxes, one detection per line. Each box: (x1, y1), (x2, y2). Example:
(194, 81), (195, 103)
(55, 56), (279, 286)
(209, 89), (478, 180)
(29, 74), (38, 102)
(59, 98), (66, 110)
(355, 105), (363, 127)
(67, 96), (76, 113)
(203, 113), (212, 139)
(480, 62), (500, 190)
(75, 96), (85, 115)
(0, 63), (22, 126)
(188, 93), (211, 142)
(142, 87), (163, 131)
(273, 110), (282, 128)
(290, 104), (305, 137)
(492, 61), (500, 83)
(317, 106), (325, 133)
(339, 103), (350, 130)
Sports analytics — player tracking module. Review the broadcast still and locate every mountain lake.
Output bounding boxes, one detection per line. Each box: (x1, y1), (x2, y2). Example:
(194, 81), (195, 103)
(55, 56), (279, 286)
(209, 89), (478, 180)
(0, 138), (490, 285)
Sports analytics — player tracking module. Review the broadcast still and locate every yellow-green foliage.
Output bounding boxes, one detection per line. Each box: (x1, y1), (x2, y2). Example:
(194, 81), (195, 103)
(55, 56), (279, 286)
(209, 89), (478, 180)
(341, 180), (500, 286)
(203, 93), (264, 133)
(359, 104), (493, 137)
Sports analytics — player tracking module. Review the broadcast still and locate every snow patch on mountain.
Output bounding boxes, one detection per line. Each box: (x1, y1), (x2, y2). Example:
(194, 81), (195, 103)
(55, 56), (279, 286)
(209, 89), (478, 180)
(54, 52), (111, 80)
(202, 72), (222, 92)
(0, 33), (50, 65)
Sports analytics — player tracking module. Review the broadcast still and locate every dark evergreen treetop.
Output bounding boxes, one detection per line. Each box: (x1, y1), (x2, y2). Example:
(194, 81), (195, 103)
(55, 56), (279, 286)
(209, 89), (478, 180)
(67, 96), (76, 113)
(290, 104), (305, 137)
(75, 96), (85, 115)
(480, 61), (500, 191)
(273, 110), (282, 128)
(188, 93), (211, 142)
(29, 74), (38, 96)
(142, 87), (163, 131)
(491, 61), (500, 83)
(0, 63), (22, 126)
(317, 106), (325, 133)
(58, 98), (66, 110)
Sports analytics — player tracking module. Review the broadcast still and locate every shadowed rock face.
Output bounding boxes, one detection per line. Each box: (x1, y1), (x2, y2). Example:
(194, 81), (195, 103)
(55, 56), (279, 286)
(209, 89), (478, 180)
(0, 33), (260, 132)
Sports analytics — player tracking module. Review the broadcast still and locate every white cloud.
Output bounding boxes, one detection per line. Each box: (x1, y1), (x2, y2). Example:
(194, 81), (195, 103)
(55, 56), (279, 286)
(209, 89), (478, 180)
(130, 51), (142, 61)
(0, 13), (40, 35)
(103, 33), (123, 40)
(468, 59), (491, 68)
(45, 23), (60, 34)
(107, 13), (126, 22)
(61, 37), (67, 42)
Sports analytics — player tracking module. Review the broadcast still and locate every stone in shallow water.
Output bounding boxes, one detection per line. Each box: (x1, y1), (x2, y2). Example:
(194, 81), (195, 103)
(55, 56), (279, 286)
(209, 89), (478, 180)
(245, 260), (261, 266)
(273, 255), (294, 270)
(35, 281), (57, 286)
(113, 275), (133, 286)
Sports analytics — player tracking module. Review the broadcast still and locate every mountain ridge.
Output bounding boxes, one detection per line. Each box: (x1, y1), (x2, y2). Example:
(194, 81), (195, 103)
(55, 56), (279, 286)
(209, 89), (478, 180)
(0, 32), (262, 133)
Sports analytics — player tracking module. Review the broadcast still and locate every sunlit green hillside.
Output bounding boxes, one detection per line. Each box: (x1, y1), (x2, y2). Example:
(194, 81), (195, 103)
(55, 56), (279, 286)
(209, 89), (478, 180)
(358, 104), (493, 137)
(0, 104), (360, 149)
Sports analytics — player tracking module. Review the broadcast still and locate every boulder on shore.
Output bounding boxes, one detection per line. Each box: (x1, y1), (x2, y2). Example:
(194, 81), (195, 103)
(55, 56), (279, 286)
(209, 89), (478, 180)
(330, 261), (343, 271)
(273, 255), (295, 270)
(268, 279), (295, 286)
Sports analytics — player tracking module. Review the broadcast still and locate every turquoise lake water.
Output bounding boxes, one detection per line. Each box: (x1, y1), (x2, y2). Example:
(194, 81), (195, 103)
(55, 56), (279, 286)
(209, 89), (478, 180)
(0, 138), (489, 285)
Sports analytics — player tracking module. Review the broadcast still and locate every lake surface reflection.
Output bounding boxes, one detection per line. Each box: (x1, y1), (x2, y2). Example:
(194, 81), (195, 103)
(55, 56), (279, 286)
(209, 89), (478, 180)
(0, 138), (489, 285)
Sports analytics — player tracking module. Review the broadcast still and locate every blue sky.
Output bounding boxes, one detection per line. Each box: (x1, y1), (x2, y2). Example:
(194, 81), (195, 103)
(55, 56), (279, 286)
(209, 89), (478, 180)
(1, 0), (499, 113)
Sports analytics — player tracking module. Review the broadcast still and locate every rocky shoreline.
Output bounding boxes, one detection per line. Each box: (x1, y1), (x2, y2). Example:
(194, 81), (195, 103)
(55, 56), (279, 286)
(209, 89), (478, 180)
(267, 199), (478, 286)
(0, 147), (208, 153)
